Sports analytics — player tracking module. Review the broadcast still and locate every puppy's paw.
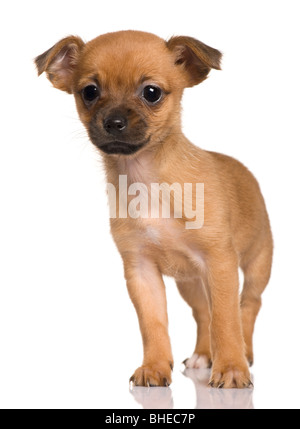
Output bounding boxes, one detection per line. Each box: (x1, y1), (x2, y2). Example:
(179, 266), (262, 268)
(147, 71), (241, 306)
(130, 362), (173, 387)
(209, 362), (252, 389)
(183, 353), (212, 369)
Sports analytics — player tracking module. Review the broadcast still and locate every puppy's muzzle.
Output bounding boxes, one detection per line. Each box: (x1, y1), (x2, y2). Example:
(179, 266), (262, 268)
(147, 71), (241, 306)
(100, 140), (146, 155)
(88, 108), (149, 155)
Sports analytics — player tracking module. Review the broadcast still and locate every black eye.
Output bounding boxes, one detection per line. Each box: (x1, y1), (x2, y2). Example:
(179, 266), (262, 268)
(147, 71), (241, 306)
(142, 85), (162, 104)
(82, 85), (100, 104)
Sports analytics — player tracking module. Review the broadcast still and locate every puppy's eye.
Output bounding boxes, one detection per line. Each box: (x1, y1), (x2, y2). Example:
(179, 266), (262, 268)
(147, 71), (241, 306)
(82, 85), (100, 104)
(142, 85), (162, 104)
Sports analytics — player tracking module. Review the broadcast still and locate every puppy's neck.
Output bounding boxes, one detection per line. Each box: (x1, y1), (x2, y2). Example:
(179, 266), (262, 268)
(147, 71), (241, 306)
(115, 150), (158, 185)
(103, 133), (187, 186)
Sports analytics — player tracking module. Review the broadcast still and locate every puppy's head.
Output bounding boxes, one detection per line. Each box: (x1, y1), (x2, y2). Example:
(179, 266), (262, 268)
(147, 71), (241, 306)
(35, 31), (221, 156)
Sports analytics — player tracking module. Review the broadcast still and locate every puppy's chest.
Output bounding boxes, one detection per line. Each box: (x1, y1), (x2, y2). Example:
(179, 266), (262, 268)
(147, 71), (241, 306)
(138, 219), (206, 279)
(114, 156), (206, 279)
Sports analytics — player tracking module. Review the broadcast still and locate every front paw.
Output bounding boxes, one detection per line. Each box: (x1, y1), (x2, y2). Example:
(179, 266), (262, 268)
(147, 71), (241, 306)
(130, 362), (173, 387)
(209, 361), (252, 389)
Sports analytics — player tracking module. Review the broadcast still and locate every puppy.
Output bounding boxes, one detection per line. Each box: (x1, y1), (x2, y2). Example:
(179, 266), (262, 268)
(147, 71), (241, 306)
(35, 30), (273, 388)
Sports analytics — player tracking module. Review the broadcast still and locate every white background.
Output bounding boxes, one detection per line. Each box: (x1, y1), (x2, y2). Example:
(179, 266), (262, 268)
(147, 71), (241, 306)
(0, 0), (299, 409)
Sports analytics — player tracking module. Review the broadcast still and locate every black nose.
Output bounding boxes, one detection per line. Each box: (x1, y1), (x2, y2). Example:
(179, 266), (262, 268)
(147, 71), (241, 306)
(103, 115), (128, 135)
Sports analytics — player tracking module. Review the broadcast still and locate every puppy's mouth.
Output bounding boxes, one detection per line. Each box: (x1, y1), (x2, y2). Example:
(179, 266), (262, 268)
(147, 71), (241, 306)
(97, 139), (148, 155)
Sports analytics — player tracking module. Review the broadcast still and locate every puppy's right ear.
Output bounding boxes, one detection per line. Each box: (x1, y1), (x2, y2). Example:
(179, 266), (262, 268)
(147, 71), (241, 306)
(35, 36), (85, 93)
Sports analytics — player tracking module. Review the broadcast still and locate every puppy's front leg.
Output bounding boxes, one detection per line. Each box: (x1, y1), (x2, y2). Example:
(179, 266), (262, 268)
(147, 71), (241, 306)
(207, 248), (252, 388)
(124, 256), (173, 386)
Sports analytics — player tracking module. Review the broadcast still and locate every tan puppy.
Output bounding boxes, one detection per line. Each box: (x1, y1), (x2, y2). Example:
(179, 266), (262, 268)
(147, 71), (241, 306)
(35, 30), (273, 388)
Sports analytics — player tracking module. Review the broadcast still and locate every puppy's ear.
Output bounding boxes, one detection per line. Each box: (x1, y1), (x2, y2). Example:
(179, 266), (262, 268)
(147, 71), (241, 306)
(35, 36), (85, 93)
(166, 36), (222, 87)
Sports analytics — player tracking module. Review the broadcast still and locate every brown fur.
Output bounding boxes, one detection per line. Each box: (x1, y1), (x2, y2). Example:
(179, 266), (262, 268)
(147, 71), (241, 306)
(35, 30), (273, 388)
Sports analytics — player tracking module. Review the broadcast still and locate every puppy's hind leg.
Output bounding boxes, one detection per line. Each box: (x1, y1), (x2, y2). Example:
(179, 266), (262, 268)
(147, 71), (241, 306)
(177, 278), (212, 369)
(240, 236), (273, 366)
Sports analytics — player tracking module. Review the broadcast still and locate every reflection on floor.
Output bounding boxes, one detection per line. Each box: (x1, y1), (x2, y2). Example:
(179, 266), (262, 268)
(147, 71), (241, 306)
(130, 384), (174, 409)
(130, 368), (254, 409)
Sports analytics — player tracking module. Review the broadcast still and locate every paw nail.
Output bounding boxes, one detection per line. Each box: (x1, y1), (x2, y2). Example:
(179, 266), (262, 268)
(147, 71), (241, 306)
(218, 382), (225, 388)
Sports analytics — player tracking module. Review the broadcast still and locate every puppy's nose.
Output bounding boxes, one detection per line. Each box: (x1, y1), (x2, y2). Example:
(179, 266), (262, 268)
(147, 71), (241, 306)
(103, 115), (128, 135)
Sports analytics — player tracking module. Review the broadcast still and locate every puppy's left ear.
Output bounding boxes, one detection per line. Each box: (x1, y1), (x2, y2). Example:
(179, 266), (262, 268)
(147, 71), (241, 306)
(166, 36), (222, 87)
(35, 36), (85, 93)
